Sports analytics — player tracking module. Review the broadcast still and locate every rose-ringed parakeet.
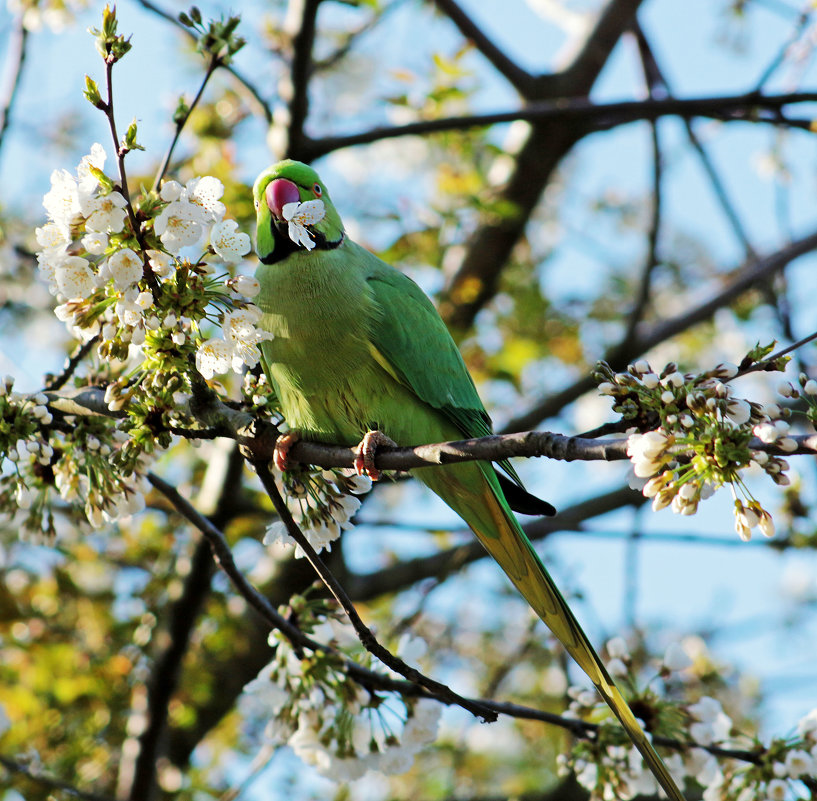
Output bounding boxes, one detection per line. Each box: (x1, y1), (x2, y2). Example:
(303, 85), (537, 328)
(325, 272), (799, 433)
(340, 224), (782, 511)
(253, 160), (685, 801)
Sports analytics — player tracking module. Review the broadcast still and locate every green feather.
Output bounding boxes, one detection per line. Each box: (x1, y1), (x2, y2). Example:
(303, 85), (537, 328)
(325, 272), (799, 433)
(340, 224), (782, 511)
(253, 161), (686, 801)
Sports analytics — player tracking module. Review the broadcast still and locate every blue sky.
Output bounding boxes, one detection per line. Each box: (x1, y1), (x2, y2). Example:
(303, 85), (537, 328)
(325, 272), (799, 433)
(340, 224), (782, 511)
(3, 0), (817, 796)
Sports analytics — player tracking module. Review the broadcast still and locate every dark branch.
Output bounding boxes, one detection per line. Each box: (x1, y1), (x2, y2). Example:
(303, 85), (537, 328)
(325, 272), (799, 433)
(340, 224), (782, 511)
(630, 21), (758, 260)
(250, 457), (499, 722)
(44, 337), (99, 392)
(277, 0), (322, 160)
(0, 754), (114, 801)
(302, 91), (817, 161)
(153, 55), (219, 191)
(430, 0), (536, 95)
(0, 16), (27, 158)
(504, 227), (817, 432)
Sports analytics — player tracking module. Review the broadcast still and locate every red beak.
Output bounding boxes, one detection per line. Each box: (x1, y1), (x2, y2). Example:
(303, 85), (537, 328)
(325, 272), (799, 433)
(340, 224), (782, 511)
(266, 178), (301, 219)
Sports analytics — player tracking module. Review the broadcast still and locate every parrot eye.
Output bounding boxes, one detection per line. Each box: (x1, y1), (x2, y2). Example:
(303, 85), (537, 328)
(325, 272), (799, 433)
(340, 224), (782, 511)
(254, 199), (259, 209)
(313, 183), (322, 197)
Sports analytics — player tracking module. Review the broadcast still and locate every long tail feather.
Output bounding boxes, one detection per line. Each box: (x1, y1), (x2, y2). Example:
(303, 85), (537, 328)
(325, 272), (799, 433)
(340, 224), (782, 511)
(419, 461), (686, 801)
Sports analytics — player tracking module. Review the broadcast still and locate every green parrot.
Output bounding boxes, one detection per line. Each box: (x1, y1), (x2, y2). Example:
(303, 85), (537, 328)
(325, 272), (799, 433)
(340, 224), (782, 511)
(253, 160), (685, 801)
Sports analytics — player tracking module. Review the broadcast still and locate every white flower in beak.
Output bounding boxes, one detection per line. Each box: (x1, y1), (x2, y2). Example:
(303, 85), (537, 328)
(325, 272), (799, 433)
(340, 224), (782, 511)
(282, 199), (325, 250)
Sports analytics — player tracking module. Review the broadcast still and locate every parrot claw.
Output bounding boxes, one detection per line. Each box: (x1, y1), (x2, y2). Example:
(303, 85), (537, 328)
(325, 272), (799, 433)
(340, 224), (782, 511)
(354, 430), (396, 481)
(273, 431), (301, 472)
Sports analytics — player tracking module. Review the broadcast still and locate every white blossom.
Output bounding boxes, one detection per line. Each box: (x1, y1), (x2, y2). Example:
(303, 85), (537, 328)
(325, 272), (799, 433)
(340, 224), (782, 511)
(663, 642), (693, 672)
(146, 249), (174, 278)
(76, 143), (107, 197)
(210, 219), (251, 263)
(606, 657), (629, 677)
(55, 256), (95, 299)
(784, 748), (814, 778)
(160, 181), (183, 202)
(797, 708), (817, 740)
(108, 248), (143, 291)
(766, 778), (788, 801)
(345, 474), (372, 494)
(195, 338), (232, 379)
(402, 699), (441, 745)
(606, 636), (630, 660)
(81, 190), (127, 233)
(82, 230), (108, 255)
(688, 696), (732, 745)
(726, 398), (751, 425)
(36, 221), (70, 253)
(396, 632), (428, 663)
(753, 422), (780, 444)
(154, 200), (207, 254)
(222, 307), (273, 372)
(282, 199), (325, 251)
(184, 176), (226, 222)
(228, 274), (261, 298)
(43, 168), (81, 236)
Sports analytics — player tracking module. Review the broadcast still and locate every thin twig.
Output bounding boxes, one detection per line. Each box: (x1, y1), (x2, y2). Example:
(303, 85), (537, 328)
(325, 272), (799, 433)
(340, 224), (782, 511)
(134, 0), (272, 122)
(618, 117), (662, 347)
(147, 472), (490, 716)
(630, 21), (758, 260)
(0, 17), (27, 157)
(44, 336), (99, 392)
(101, 57), (158, 292)
(250, 458), (498, 722)
(736, 328), (817, 377)
(0, 754), (114, 801)
(504, 227), (817, 432)
(753, 4), (813, 91)
(152, 55), (219, 191)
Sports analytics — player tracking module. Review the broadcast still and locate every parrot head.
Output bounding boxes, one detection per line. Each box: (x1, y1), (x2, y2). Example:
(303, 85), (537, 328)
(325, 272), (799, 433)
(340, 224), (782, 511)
(253, 160), (345, 263)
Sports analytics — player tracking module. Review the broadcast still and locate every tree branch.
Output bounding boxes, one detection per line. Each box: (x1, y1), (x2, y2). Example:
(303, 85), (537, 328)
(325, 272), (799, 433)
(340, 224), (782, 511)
(504, 227), (817, 432)
(133, 0), (272, 122)
(346, 485), (645, 602)
(302, 91), (817, 160)
(152, 54), (219, 191)
(0, 754), (114, 801)
(44, 337), (99, 392)
(276, 0), (322, 160)
(145, 475), (776, 770)
(630, 21), (758, 261)
(430, 0), (537, 95)
(0, 16), (27, 159)
(42, 383), (817, 471)
(249, 457), (499, 722)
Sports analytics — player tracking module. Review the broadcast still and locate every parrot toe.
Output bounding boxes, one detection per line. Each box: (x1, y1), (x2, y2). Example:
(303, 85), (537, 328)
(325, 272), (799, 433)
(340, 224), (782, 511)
(354, 429), (396, 480)
(273, 431), (301, 472)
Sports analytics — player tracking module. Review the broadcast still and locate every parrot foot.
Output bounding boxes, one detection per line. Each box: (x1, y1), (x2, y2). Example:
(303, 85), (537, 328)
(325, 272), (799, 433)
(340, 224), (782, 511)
(354, 430), (396, 481)
(273, 431), (301, 472)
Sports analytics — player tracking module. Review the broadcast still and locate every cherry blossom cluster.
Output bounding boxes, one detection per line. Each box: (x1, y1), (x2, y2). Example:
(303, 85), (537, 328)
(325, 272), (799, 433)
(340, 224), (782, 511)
(557, 633), (817, 800)
(36, 145), (257, 367)
(0, 133), (267, 538)
(0, 374), (147, 539)
(595, 357), (794, 540)
(263, 469), (372, 558)
(240, 600), (440, 782)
